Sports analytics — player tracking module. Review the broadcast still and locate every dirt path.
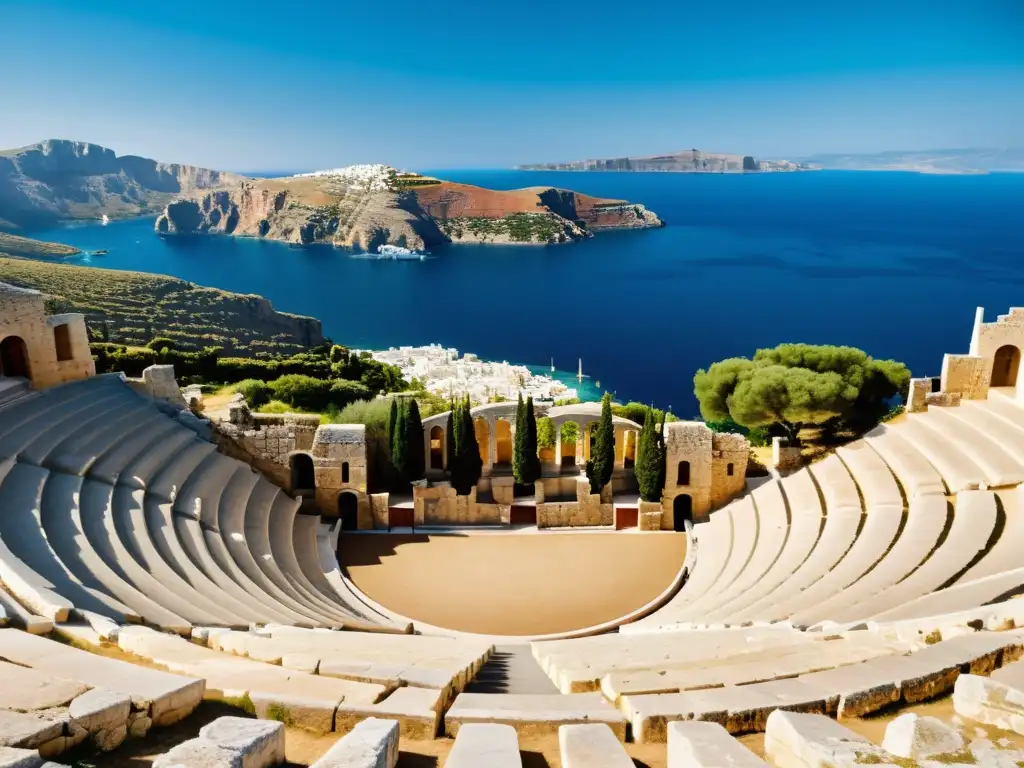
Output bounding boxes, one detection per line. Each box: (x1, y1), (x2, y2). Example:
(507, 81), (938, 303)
(340, 531), (686, 635)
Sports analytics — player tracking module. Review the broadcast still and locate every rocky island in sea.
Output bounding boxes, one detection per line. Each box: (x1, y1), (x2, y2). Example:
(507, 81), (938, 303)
(518, 148), (808, 172)
(155, 164), (664, 251)
(0, 139), (664, 252)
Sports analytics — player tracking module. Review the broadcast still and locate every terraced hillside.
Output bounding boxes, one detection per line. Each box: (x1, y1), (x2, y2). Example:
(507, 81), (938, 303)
(0, 257), (322, 356)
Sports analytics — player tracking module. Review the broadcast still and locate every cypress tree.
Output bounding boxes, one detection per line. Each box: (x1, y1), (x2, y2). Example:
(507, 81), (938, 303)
(454, 396), (482, 494)
(405, 399), (425, 481)
(636, 409), (665, 502)
(521, 396), (542, 485)
(512, 393), (527, 484)
(391, 399), (410, 483)
(387, 399), (399, 456)
(445, 405), (458, 488)
(586, 392), (615, 494)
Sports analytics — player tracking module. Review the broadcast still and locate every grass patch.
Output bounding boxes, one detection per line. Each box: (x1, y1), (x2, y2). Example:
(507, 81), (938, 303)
(264, 702), (295, 726)
(925, 629), (943, 645)
(219, 693), (256, 715)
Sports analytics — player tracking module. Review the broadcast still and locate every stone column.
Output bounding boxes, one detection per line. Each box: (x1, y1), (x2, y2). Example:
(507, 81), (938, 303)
(576, 422), (586, 466)
(554, 428), (562, 467)
(487, 419), (496, 471)
(613, 426), (625, 470)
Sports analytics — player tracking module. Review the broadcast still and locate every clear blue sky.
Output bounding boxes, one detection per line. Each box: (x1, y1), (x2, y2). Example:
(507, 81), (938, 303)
(1, 0), (1021, 171)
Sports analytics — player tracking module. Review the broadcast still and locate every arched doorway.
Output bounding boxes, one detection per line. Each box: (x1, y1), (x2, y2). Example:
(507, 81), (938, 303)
(474, 418), (490, 464)
(430, 426), (444, 469)
(992, 345), (1021, 387)
(677, 460), (691, 486)
(673, 494), (692, 531)
(338, 492), (359, 530)
(495, 420), (513, 466)
(0, 336), (30, 379)
(289, 453), (315, 494)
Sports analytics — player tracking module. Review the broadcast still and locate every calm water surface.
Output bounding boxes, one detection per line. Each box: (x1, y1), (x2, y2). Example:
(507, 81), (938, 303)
(20, 170), (1024, 414)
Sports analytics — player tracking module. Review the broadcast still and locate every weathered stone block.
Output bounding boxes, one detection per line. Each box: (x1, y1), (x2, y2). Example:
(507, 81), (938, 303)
(881, 713), (965, 760)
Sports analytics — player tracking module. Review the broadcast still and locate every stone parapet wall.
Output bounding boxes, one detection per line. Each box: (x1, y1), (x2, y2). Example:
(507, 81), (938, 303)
(908, 378), (932, 413)
(413, 485), (502, 526)
(638, 500), (664, 531)
(941, 354), (991, 401)
(370, 494), (390, 529)
(772, 437), (803, 473)
(710, 432), (749, 508)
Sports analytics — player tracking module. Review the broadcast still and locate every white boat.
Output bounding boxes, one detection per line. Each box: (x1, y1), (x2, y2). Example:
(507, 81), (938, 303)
(100, 214), (110, 226)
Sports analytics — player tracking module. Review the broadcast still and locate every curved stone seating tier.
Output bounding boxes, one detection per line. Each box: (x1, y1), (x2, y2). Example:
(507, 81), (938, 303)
(916, 408), (1024, 488)
(836, 440), (903, 509)
(560, 723), (632, 767)
(670, 722), (768, 768)
(220, 471), (337, 628)
(897, 417), (987, 492)
(533, 627), (816, 694)
(41, 473), (191, 633)
(800, 495), (949, 627)
(444, 693), (627, 739)
(871, 567), (1024, 624)
(779, 506), (901, 627)
(692, 481), (790, 620)
(111, 485), (249, 628)
(0, 627), (204, 730)
(948, 401), (1024, 467)
(448, 723), (521, 768)
(0, 582), (52, 634)
(972, 392), (1024, 431)
(77, 479), (224, 631)
(661, 496), (757, 623)
(809, 454), (861, 515)
(839, 490), (999, 623)
(86, 414), (180, 485)
(0, 376), (398, 632)
(863, 426), (946, 498)
(0, 376), (127, 460)
(599, 634), (916, 704)
(698, 472), (826, 626)
(620, 630), (1024, 742)
(954, 489), (1023, 583)
(0, 462), (138, 624)
(316, 521), (401, 629)
(728, 503), (861, 625)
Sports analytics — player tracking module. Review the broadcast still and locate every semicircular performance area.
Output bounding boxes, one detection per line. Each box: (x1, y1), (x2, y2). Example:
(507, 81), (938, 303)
(339, 531), (687, 635)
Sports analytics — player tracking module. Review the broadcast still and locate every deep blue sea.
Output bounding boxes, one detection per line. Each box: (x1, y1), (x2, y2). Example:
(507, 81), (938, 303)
(17, 170), (1024, 415)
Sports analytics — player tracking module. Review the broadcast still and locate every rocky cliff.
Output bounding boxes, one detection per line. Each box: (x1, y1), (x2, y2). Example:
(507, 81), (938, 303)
(518, 149), (807, 173)
(0, 139), (246, 229)
(156, 174), (664, 250)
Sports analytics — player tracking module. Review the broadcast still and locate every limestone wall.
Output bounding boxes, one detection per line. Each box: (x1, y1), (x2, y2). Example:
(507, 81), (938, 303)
(370, 494), (390, 529)
(941, 354), (991, 401)
(0, 284), (94, 388)
(908, 378), (931, 413)
(313, 424), (370, 525)
(662, 422), (713, 525)
(413, 485), (503, 526)
(710, 431), (749, 508)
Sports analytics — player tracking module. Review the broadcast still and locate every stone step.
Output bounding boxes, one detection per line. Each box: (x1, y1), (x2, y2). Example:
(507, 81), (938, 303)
(310, 717), (399, 768)
(152, 716), (284, 768)
(445, 723), (521, 768)
(559, 723), (632, 767)
(668, 721), (768, 768)
(444, 693), (627, 740)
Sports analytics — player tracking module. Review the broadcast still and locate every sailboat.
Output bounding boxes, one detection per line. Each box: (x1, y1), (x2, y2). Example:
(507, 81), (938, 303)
(550, 357), (555, 373)
(100, 214), (110, 226)
(577, 358), (583, 382)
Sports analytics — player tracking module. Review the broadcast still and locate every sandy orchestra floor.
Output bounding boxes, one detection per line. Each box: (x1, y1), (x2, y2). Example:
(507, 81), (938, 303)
(339, 531), (687, 635)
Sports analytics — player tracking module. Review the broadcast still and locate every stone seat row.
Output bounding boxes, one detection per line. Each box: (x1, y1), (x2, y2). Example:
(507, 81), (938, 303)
(623, 390), (1024, 634)
(0, 375), (403, 634)
(461, 631), (1024, 744)
(0, 627), (203, 760)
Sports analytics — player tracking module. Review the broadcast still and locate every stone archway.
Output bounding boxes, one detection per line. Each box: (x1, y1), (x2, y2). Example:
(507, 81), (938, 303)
(429, 426), (444, 470)
(338, 492), (359, 531)
(992, 345), (1021, 387)
(0, 336), (30, 379)
(495, 419), (513, 466)
(673, 494), (692, 531)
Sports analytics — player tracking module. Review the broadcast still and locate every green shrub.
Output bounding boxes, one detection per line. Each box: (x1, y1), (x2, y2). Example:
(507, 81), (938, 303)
(258, 400), (293, 414)
(234, 379), (271, 408)
(147, 337), (177, 352)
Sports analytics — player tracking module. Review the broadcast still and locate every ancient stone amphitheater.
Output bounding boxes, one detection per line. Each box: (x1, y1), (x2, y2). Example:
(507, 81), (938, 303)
(5, 304), (1024, 765)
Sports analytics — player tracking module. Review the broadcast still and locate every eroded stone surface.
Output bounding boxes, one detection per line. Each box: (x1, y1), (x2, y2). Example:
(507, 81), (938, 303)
(882, 713), (965, 759)
(764, 710), (898, 768)
(310, 717), (399, 768)
(559, 723), (632, 768)
(0, 662), (88, 712)
(199, 717), (285, 768)
(667, 721), (769, 768)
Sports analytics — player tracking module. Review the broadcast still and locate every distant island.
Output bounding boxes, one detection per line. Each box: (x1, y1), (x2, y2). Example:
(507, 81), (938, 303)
(0, 140), (664, 252)
(798, 148), (1024, 175)
(517, 149), (808, 173)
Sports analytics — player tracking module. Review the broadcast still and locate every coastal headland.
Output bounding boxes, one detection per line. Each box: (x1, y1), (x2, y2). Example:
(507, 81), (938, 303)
(155, 168), (664, 251)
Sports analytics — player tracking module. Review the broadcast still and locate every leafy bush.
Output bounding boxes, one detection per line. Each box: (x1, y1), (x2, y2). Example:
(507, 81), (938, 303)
(147, 337), (177, 352)
(234, 379), (271, 408)
(258, 400), (293, 414)
(268, 374), (370, 412)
